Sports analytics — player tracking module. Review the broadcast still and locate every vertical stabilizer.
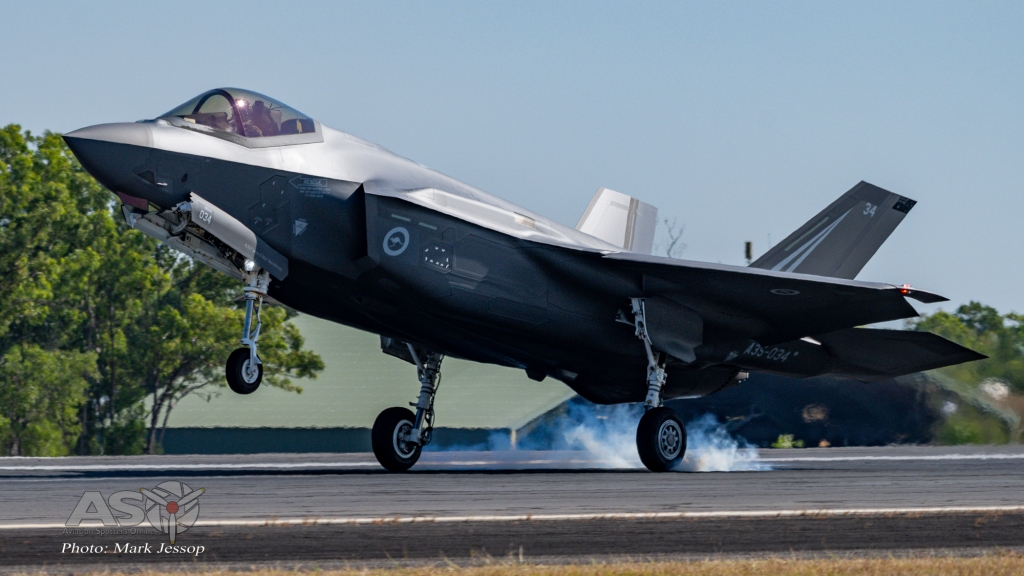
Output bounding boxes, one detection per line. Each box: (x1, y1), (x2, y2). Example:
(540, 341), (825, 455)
(576, 187), (658, 254)
(750, 181), (916, 279)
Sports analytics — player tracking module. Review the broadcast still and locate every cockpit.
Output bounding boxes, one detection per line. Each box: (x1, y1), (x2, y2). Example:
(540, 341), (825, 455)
(159, 88), (322, 147)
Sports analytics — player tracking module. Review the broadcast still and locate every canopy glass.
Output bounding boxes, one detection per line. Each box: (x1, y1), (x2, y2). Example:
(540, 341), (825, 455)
(160, 88), (316, 139)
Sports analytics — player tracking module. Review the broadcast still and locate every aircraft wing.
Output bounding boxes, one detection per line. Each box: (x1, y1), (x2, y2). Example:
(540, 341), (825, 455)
(602, 251), (943, 345)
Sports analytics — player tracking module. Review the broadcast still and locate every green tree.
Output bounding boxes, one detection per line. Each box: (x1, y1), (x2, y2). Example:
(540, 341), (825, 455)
(0, 126), (112, 356)
(0, 124), (324, 455)
(912, 302), (1024, 393)
(0, 125), (162, 455)
(0, 125), (112, 455)
(0, 345), (95, 455)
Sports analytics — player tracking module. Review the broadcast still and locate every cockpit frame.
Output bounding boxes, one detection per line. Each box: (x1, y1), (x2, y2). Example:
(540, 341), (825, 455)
(158, 88), (324, 149)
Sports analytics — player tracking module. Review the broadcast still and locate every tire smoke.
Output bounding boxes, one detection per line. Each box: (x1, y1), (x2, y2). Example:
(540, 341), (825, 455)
(427, 400), (770, 472)
(676, 413), (771, 472)
(553, 404), (770, 472)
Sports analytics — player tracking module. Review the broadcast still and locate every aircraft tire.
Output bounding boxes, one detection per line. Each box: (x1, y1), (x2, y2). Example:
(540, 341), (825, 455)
(636, 406), (686, 472)
(372, 407), (422, 471)
(226, 348), (263, 394)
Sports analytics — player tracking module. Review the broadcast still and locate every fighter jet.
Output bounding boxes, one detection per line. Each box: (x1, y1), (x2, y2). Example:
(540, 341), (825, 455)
(64, 88), (983, 471)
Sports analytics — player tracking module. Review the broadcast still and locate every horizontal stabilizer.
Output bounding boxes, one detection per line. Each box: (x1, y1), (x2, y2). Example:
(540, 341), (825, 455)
(816, 328), (986, 381)
(576, 187), (658, 254)
(750, 181), (916, 279)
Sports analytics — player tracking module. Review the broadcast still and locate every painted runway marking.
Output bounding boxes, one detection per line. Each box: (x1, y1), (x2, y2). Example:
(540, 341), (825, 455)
(761, 454), (1024, 462)
(0, 459), (602, 471)
(5, 505), (1024, 530)
(2, 452), (1023, 472)
(0, 462), (379, 471)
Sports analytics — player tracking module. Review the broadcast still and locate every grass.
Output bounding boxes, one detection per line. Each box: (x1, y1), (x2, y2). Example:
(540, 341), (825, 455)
(15, 553), (1024, 576)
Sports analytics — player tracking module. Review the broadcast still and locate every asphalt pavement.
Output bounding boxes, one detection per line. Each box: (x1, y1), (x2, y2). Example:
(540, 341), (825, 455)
(2, 446), (1023, 568)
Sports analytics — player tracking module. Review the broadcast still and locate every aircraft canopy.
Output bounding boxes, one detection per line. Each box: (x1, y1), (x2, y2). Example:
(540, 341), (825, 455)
(160, 88), (316, 139)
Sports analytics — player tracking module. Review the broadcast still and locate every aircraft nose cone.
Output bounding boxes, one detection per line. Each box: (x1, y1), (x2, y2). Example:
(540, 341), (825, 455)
(64, 122), (153, 148)
(63, 123), (157, 204)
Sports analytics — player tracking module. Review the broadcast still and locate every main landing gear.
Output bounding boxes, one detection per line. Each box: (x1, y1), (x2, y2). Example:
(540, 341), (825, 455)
(372, 345), (444, 471)
(226, 270), (269, 395)
(631, 298), (687, 472)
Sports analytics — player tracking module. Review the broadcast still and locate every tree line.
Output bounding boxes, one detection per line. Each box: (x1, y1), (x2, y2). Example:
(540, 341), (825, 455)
(0, 125), (322, 456)
(912, 302), (1024, 396)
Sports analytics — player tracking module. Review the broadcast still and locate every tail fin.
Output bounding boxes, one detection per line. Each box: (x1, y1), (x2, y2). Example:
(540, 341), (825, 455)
(576, 187), (658, 254)
(750, 181), (916, 279)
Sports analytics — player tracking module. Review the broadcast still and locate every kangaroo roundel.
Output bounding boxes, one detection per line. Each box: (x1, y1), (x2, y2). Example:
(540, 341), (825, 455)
(383, 227), (410, 256)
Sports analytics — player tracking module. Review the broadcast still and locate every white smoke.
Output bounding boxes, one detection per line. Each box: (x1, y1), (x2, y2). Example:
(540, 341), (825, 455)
(675, 413), (770, 472)
(557, 403), (770, 472)
(562, 404), (644, 468)
(427, 400), (771, 472)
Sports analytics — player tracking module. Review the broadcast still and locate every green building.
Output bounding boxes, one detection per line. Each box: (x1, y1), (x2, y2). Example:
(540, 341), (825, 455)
(162, 315), (575, 453)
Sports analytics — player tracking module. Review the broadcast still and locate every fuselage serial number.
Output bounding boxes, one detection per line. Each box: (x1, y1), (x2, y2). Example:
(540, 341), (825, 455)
(743, 342), (795, 363)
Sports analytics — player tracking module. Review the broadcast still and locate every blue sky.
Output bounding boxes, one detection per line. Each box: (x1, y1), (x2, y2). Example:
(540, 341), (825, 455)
(2, 1), (1022, 314)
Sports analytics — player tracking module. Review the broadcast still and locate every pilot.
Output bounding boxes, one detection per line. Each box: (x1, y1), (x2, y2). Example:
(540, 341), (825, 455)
(205, 113), (232, 132)
(248, 100), (279, 137)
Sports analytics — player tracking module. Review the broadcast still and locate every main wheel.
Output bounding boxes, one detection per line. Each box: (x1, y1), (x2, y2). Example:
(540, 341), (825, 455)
(372, 407), (422, 471)
(226, 348), (262, 394)
(636, 406), (686, 472)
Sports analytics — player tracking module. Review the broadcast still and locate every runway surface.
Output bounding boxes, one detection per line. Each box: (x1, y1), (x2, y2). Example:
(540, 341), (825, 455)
(2, 446), (1023, 568)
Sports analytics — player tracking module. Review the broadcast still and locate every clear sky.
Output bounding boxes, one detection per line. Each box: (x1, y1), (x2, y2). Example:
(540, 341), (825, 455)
(2, 1), (1021, 315)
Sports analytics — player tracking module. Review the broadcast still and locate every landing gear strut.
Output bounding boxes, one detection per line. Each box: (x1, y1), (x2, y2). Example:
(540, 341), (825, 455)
(226, 270), (269, 394)
(631, 298), (687, 471)
(372, 344), (444, 471)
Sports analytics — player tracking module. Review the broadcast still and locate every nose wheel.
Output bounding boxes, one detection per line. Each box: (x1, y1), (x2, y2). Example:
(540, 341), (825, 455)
(226, 347), (262, 394)
(226, 270), (268, 394)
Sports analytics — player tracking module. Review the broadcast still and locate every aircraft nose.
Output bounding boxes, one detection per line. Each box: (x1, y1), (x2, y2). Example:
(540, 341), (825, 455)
(63, 122), (157, 202)
(64, 122), (154, 150)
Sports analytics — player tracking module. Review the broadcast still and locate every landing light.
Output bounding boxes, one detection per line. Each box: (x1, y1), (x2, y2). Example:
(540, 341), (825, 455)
(244, 260), (255, 272)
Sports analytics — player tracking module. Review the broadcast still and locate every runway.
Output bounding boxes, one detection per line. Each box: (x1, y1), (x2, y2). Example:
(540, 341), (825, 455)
(2, 446), (1023, 568)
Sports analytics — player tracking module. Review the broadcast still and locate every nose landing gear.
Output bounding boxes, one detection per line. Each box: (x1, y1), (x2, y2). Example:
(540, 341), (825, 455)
(372, 343), (444, 471)
(631, 298), (687, 472)
(226, 270), (269, 395)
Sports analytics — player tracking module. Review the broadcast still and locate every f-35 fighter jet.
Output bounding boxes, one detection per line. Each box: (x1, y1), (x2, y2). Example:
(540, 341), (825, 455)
(64, 88), (983, 471)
